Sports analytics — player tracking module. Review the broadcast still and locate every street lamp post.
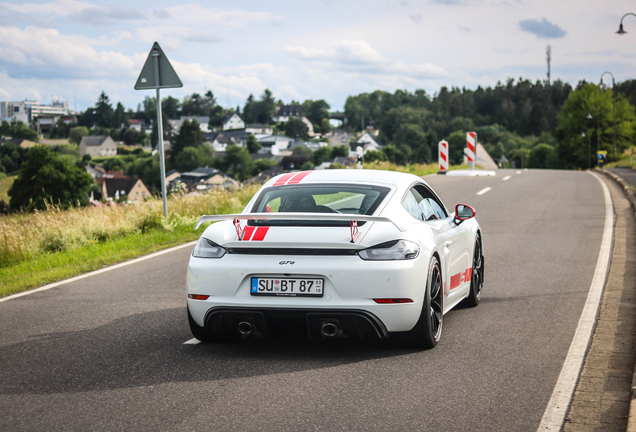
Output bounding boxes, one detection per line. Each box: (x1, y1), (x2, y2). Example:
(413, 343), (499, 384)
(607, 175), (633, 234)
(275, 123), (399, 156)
(600, 71), (616, 157)
(616, 13), (636, 34)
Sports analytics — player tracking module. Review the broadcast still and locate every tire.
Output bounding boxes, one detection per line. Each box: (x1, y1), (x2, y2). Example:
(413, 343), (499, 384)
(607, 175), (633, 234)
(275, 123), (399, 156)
(391, 256), (443, 349)
(464, 235), (484, 307)
(187, 307), (241, 343)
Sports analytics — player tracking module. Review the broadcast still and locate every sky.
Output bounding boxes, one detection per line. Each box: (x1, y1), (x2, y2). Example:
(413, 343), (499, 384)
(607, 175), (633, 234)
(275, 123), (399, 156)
(1, 0), (635, 113)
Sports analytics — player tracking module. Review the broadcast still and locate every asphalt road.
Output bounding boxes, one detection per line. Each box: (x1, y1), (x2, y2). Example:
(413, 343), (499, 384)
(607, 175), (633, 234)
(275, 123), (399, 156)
(0, 169), (608, 431)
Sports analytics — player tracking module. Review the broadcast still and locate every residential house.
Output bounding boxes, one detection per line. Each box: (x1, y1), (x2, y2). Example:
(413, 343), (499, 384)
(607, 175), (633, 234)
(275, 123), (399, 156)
(85, 164), (106, 179)
(205, 131), (249, 151)
(349, 132), (384, 156)
(257, 135), (295, 155)
(126, 119), (142, 132)
(281, 155), (312, 170)
(272, 105), (316, 136)
(0, 138), (38, 148)
(245, 124), (273, 134)
(100, 176), (151, 202)
(79, 136), (117, 157)
(169, 116), (210, 133)
(315, 156), (356, 170)
(273, 105), (303, 123)
(175, 167), (239, 191)
(222, 113), (245, 131)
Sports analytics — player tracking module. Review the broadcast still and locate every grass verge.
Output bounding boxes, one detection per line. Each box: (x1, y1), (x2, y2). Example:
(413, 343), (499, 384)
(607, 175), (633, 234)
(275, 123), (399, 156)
(0, 226), (201, 297)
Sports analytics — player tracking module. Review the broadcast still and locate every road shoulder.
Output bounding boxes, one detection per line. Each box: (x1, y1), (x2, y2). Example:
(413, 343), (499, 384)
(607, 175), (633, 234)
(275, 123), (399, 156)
(564, 173), (636, 431)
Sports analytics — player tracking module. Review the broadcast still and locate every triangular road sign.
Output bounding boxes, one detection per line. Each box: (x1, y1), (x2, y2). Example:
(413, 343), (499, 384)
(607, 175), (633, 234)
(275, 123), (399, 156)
(134, 42), (183, 90)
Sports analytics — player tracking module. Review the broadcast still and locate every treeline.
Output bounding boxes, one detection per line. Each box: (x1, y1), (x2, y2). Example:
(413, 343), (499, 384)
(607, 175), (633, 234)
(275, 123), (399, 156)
(345, 78), (636, 169)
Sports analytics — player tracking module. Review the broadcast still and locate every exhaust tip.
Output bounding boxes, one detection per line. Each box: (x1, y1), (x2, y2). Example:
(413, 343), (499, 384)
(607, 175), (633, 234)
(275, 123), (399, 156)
(321, 322), (339, 337)
(237, 321), (254, 335)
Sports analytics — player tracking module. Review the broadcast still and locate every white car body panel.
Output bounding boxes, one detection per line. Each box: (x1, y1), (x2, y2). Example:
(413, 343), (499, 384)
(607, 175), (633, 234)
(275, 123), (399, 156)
(186, 169), (482, 340)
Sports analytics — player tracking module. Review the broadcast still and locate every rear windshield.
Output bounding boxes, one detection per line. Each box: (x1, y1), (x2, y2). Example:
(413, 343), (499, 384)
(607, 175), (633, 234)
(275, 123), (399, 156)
(249, 183), (390, 226)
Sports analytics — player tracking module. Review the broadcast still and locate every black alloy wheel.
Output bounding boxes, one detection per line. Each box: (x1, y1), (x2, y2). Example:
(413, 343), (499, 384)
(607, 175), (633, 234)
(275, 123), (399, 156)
(465, 236), (484, 307)
(391, 256), (443, 349)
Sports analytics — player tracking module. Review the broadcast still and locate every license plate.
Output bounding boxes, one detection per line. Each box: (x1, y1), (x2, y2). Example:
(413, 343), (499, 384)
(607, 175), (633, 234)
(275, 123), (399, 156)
(250, 277), (323, 297)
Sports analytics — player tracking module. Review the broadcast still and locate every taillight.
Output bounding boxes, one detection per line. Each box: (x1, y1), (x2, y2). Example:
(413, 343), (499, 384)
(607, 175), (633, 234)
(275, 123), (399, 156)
(373, 298), (414, 304)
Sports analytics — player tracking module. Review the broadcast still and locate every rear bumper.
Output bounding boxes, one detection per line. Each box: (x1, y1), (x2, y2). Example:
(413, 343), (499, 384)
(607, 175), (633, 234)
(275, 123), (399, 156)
(204, 306), (389, 340)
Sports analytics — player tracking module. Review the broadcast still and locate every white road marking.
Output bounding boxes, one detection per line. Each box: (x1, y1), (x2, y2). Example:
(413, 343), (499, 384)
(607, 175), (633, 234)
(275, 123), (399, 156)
(184, 338), (201, 345)
(0, 241), (198, 303)
(537, 172), (614, 431)
(502, 176), (511, 181)
(476, 187), (492, 196)
(516, 170), (522, 174)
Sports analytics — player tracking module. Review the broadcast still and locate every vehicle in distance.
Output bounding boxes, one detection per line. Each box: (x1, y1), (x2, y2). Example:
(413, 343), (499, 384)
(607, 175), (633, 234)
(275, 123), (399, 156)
(187, 169), (484, 349)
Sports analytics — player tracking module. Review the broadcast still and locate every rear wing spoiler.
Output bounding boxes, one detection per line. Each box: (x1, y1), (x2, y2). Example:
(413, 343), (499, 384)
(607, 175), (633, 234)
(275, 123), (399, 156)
(195, 212), (406, 243)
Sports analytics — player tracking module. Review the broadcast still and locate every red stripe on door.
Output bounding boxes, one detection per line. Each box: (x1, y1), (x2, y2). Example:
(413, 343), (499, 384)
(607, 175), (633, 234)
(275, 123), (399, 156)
(449, 268), (472, 290)
(242, 225), (255, 241)
(251, 226), (269, 241)
(286, 171), (312, 184)
(273, 173), (296, 186)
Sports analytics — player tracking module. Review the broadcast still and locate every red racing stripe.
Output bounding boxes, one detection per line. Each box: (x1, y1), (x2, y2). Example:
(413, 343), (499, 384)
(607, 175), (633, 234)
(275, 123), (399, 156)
(273, 173), (296, 186)
(242, 225), (255, 241)
(450, 273), (461, 290)
(286, 171), (312, 184)
(449, 268), (473, 290)
(251, 226), (270, 241)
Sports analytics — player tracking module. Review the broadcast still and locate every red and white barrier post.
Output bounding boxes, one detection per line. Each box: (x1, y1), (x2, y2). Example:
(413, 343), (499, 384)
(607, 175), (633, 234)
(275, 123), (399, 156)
(466, 132), (477, 170)
(438, 140), (448, 172)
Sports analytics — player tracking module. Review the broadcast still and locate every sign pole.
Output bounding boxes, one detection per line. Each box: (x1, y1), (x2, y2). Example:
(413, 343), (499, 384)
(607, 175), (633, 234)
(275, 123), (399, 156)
(153, 48), (168, 218)
(135, 41), (182, 219)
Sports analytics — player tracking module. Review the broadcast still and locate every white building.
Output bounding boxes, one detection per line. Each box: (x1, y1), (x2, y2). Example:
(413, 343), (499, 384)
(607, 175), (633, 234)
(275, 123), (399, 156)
(348, 132), (384, 156)
(1, 99), (76, 134)
(222, 113), (245, 131)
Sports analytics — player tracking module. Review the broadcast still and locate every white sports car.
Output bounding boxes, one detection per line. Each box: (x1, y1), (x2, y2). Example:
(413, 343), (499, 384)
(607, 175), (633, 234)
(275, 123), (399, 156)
(187, 169), (483, 349)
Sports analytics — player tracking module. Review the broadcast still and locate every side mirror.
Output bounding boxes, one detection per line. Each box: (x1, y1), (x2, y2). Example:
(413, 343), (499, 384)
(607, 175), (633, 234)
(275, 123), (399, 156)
(454, 204), (476, 224)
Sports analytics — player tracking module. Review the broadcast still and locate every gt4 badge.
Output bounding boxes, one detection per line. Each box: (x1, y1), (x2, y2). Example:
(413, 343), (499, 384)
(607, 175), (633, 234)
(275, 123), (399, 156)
(279, 261), (295, 265)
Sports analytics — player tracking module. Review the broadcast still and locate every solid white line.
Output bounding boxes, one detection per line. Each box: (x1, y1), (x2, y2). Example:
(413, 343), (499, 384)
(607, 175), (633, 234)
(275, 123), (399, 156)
(503, 176), (511, 181)
(476, 187), (492, 196)
(537, 172), (614, 431)
(183, 338), (201, 345)
(0, 240), (198, 303)
(516, 170), (522, 174)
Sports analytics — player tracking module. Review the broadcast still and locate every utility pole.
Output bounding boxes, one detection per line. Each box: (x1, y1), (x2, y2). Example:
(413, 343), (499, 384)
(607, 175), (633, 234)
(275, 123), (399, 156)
(546, 45), (551, 85)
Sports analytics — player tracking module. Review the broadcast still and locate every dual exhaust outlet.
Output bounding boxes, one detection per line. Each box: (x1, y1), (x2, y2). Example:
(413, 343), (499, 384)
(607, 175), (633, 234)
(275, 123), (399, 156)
(236, 319), (341, 337)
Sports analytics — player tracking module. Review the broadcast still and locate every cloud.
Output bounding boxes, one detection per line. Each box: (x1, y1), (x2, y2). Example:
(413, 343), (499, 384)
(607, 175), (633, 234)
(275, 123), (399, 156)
(430, 0), (464, 5)
(410, 14), (423, 24)
(0, 1), (278, 28)
(0, 26), (142, 80)
(519, 18), (566, 39)
(285, 40), (448, 79)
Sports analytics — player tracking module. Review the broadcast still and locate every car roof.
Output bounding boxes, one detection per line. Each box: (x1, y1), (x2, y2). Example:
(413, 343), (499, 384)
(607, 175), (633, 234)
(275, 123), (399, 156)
(265, 169), (424, 189)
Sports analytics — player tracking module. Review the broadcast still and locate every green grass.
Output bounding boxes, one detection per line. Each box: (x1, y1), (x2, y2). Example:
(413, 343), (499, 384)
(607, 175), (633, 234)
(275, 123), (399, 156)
(605, 148), (636, 169)
(0, 226), (202, 297)
(0, 175), (16, 203)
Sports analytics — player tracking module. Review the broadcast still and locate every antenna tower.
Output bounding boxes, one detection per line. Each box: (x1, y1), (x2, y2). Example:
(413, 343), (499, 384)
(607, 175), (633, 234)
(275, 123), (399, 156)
(546, 45), (551, 85)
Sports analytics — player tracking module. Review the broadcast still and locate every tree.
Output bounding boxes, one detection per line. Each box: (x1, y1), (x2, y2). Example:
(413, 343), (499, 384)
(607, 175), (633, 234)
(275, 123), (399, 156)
(303, 99), (331, 126)
(285, 118), (310, 140)
(251, 158), (278, 176)
(556, 83), (636, 168)
(8, 146), (94, 211)
(94, 91), (115, 128)
(292, 144), (312, 156)
(223, 145), (253, 181)
(162, 96), (181, 119)
(331, 145), (349, 157)
(320, 118), (331, 134)
(69, 126), (89, 144)
(171, 119), (204, 162)
(0, 120), (39, 141)
(175, 147), (200, 172)
(246, 134), (262, 153)
(313, 146), (332, 165)
(527, 143), (557, 168)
